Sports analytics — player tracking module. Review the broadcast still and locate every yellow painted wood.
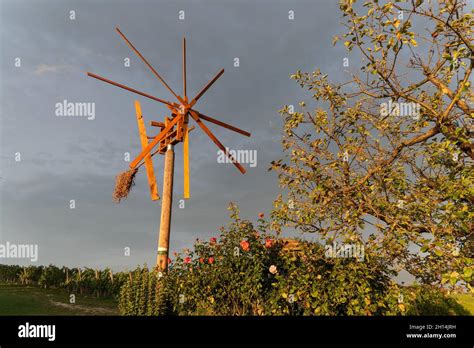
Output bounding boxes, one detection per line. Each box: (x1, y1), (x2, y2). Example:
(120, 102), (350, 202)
(183, 125), (190, 199)
(134, 100), (160, 200)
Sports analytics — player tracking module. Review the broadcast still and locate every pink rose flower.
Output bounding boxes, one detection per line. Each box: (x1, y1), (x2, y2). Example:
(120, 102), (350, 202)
(265, 239), (274, 248)
(240, 240), (250, 252)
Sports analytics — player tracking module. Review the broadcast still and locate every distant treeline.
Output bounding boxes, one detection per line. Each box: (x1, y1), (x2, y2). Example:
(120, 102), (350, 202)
(0, 264), (129, 299)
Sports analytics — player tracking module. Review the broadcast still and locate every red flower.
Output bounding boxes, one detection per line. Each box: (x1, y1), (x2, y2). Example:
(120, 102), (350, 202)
(258, 212), (265, 218)
(210, 237), (217, 244)
(208, 257), (215, 264)
(168, 258), (172, 264)
(265, 239), (274, 248)
(184, 257), (191, 264)
(199, 258), (204, 264)
(240, 240), (250, 252)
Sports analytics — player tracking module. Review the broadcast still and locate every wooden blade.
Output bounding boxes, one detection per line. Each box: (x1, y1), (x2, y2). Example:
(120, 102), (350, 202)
(189, 110), (246, 174)
(183, 37), (187, 98)
(183, 124), (190, 199)
(134, 100), (160, 201)
(189, 68), (224, 107)
(196, 111), (251, 137)
(130, 113), (182, 169)
(116, 27), (184, 104)
(87, 72), (175, 108)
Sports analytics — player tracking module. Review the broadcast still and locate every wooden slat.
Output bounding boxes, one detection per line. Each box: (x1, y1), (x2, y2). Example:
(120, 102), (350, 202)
(87, 72), (174, 108)
(183, 125), (190, 199)
(176, 112), (184, 141)
(189, 69), (224, 107)
(164, 117), (170, 147)
(197, 111), (251, 137)
(134, 100), (159, 200)
(183, 37), (187, 98)
(116, 27), (184, 105)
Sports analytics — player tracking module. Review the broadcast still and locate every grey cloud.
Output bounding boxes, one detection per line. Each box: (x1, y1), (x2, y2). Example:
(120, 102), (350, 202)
(1, 0), (348, 270)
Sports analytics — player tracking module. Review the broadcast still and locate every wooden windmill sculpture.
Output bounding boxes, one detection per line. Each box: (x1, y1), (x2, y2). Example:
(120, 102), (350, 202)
(87, 28), (251, 271)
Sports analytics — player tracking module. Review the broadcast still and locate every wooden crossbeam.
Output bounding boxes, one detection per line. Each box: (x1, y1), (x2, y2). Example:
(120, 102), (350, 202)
(147, 125), (194, 141)
(130, 114), (182, 169)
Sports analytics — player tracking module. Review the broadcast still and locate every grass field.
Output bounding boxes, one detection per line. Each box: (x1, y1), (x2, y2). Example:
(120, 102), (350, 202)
(0, 283), (119, 315)
(452, 293), (474, 315)
(0, 282), (472, 316)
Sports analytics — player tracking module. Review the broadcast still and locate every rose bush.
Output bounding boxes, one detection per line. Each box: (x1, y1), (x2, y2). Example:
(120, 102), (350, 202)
(119, 204), (409, 315)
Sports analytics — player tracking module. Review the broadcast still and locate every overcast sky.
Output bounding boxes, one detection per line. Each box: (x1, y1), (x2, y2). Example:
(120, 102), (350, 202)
(0, 0), (357, 270)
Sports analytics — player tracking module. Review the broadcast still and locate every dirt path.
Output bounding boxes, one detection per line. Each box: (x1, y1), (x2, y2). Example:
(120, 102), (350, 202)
(49, 300), (117, 315)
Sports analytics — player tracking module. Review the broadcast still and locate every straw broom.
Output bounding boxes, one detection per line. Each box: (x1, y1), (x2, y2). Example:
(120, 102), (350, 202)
(113, 167), (139, 203)
(112, 149), (157, 203)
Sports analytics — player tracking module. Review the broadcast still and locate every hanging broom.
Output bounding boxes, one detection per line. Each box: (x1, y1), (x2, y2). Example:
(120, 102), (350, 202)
(113, 167), (138, 203)
(113, 146), (160, 203)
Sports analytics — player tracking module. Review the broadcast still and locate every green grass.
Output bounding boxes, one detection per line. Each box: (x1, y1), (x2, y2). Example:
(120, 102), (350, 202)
(452, 293), (474, 315)
(0, 283), (119, 315)
(1, 282), (471, 316)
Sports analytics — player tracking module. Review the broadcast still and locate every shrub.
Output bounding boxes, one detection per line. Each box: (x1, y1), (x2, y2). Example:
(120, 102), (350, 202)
(403, 285), (471, 316)
(118, 266), (168, 316)
(118, 204), (403, 315)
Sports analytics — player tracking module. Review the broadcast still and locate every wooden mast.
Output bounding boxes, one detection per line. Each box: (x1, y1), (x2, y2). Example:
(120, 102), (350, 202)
(156, 144), (175, 271)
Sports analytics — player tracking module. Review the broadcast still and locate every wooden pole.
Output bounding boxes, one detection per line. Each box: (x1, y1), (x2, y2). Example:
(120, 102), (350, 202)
(156, 144), (175, 270)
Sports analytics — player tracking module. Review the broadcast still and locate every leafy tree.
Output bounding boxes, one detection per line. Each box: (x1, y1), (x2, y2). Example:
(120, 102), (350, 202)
(18, 267), (32, 285)
(271, 0), (473, 289)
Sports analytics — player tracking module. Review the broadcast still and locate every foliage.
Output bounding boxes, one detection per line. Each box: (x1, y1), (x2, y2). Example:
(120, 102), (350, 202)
(403, 285), (470, 315)
(452, 292), (474, 314)
(0, 264), (127, 299)
(118, 266), (168, 316)
(118, 204), (404, 315)
(271, 0), (473, 289)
